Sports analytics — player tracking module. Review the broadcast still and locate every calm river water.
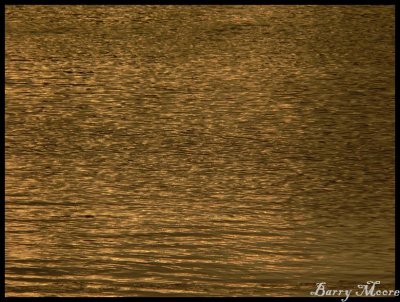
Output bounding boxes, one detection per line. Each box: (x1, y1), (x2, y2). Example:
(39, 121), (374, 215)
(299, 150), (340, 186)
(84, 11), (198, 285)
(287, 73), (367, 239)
(5, 5), (395, 297)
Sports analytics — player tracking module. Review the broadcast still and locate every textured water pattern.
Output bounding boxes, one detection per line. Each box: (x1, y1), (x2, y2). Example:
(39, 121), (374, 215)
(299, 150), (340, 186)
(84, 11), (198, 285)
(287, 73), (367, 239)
(5, 5), (395, 297)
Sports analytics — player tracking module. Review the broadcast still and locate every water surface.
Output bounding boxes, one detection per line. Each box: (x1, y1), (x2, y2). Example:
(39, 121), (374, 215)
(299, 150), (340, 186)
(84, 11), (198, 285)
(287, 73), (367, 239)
(5, 5), (395, 296)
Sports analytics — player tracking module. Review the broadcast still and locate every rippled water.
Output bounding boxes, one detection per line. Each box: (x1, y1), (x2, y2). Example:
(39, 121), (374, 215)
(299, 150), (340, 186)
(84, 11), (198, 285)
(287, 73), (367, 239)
(5, 5), (395, 296)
